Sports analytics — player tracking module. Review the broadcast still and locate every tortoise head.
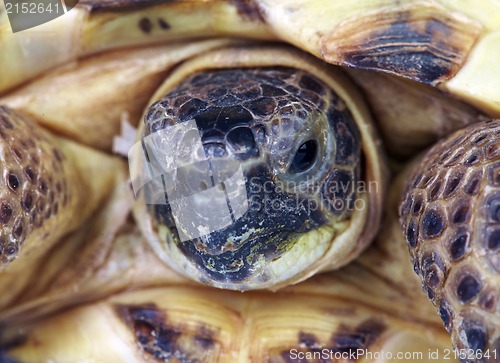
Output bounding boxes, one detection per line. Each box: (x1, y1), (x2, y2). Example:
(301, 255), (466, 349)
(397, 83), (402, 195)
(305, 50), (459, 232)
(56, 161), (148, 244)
(131, 47), (385, 290)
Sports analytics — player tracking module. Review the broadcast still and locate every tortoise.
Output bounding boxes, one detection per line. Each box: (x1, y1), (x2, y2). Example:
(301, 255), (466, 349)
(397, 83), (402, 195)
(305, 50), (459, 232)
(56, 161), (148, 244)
(0, 0), (498, 361)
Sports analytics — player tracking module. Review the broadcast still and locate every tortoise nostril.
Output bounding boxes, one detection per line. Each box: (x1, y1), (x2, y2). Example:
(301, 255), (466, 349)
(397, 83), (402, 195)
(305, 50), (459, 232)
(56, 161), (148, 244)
(203, 142), (227, 158)
(199, 181), (208, 191)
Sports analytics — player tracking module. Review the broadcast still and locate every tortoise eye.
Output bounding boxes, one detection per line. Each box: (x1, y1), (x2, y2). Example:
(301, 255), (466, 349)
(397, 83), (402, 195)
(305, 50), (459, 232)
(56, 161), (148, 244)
(289, 140), (317, 173)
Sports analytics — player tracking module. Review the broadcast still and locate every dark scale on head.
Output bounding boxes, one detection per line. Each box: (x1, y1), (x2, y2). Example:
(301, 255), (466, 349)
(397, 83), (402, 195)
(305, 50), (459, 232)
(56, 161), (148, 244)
(485, 193), (500, 223)
(482, 188), (500, 273)
(479, 289), (497, 311)
(456, 274), (482, 304)
(488, 162), (500, 186)
(420, 252), (447, 299)
(412, 193), (424, 214)
(472, 133), (488, 145)
(464, 170), (482, 195)
(143, 67), (361, 285)
(400, 194), (412, 217)
(464, 150), (481, 166)
(451, 199), (471, 225)
(445, 151), (465, 167)
(421, 207), (446, 239)
(420, 174), (436, 189)
(299, 74), (324, 94)
(0, 107), (65, 264)
(412, 173), (424, 188)
(0, 203), (13, 224)
(449, 230), (469, 261)
(443, 172), (463, 198)
(246, 97), (276, 117)
(7, 173), (20, 192)
(487, 227), (499, 250)
(439, 300), (453, 333)
(24, 166), (36, 183)
(428, 180), (443, 201)
(460, 320), (488, 351)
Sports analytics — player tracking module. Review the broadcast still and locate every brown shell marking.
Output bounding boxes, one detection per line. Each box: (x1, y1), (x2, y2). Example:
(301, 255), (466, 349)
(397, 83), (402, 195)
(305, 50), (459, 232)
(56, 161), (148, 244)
(228, 0), (266, 23)
(82, 0), (264, 31)
(323, 7), (481, 85)
(115, 303), (219, 362)
(278, 319), (386, 362)
(137, 17), (172, 34)
(0, 106), (66, 265)
(400, 119), (500, 356)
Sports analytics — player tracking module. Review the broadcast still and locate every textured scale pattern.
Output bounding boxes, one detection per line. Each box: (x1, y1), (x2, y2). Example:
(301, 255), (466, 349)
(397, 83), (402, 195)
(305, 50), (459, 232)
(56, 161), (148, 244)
(145, 67), (361, 223)
(400, 120), (500, 359)
(0, 106), (67, 265)
(145, 67), (360, 184)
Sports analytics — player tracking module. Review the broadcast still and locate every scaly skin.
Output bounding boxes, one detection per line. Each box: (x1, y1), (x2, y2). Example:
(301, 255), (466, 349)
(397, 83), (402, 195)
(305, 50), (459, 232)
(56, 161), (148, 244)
(400, 120), (500, 360)
(0, 106), (129, 311)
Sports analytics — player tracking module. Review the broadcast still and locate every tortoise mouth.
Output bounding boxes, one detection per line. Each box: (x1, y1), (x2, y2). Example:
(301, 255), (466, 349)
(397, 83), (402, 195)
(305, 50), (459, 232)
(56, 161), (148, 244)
(174, 231), (298, 284)
(155, 220), (338, 290)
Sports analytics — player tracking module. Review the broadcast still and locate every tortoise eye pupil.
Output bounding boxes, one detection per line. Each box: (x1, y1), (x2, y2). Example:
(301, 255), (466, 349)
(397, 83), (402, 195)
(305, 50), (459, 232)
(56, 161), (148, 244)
(290, 140), (317, 173)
